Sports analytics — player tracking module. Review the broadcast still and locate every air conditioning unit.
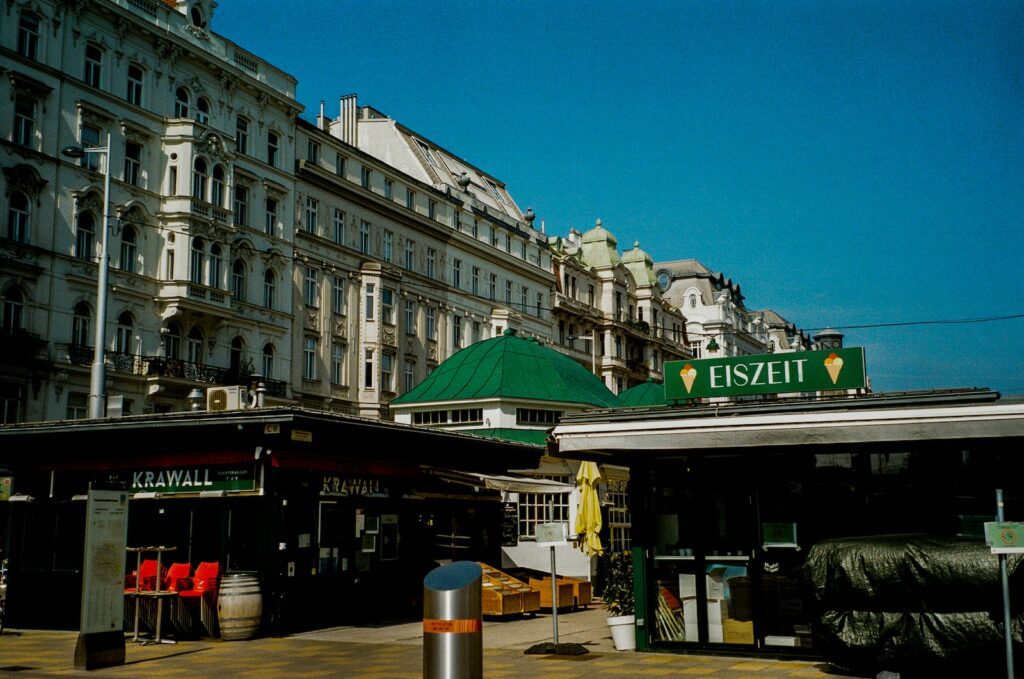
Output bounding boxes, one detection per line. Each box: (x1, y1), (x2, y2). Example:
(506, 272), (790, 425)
(207, 385), (248, 411)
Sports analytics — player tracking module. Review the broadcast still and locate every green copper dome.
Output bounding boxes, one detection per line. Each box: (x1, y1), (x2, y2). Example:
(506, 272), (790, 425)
(618, 378), (671, 407)
(391, 331), (621, 408)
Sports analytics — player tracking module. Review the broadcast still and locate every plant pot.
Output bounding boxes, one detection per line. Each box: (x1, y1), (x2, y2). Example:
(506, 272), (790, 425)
(607, 614), (636, 651)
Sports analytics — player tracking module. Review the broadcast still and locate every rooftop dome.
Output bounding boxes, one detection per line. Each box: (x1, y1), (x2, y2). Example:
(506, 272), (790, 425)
(391, 331), (621, 408)
(579, 218), (620, 267)
(622, 240), (658, 286)
(618, 378), (671, 407)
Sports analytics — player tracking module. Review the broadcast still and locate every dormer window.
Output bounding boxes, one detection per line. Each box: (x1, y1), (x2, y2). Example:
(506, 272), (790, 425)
(190, 6), (205, 27)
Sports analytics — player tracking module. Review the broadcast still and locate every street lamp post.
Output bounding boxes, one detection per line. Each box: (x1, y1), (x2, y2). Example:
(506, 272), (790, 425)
(568, 329), (599, 377)
(62, 133), (111, 419)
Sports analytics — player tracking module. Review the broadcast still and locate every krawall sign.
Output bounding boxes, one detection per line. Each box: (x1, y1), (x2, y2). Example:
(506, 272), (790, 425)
(665, 347), (866, 400)
(321, 475), (390, 498)
(94, 466), (256, 494)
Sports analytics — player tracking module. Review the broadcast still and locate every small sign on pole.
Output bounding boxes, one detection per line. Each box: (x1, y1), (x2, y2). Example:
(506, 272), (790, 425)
(984, 521), (1024, 554)
(534, 522), (568, 548)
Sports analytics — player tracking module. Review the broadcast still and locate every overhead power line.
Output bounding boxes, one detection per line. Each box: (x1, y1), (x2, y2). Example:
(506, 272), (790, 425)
(804, 313), (1024, 333)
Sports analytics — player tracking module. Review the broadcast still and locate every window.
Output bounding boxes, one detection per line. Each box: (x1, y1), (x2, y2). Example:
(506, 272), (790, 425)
(504, 234), (511, 252)
(192, 157), (208, 200)
(119, 225), (137, 273)
(450, 408), (483, 424)
(384, 178), (393, 199)
(383, 230), (393, 263)
(228, 335), (243, 375)
(304, 267), (319, 307)
(304, 197), (318, 234)
(426, 307), (436, 341)
(516, 408), (562, 425)
(453, 210), (461, 230)
(166, 249), (174, 279)
(607, 478), (632, 554)
(307, 140), (320, 164)
(231, 259), (246, 301)
(189, 237), (205, 284)
(588, 284), (595, 307)
(428, 200), (437, 220)
(188, 327), (204, 365)
(18, 11), (40, 60)
(404, 300), (416, 335)
(75, 212), (95, 260)
(84, 43), (102, 87)
(406, 189), (415, 210)
(2, 285), (25, 334)
(453, 316), (463, 349)
(536, 292), (544, 317)
(332, 276), (346, 315)
(80, 125), (100, 171)
(126, 63), (144, 105)
(163, 322), (181, 358)
(359, 221), (371, 254)
(381, 353), (394, 392)
(196, 97), (210, 125)
(263, 269), (275, 309)
(361, 166), (371, 189)
(335, 154), (345, 177)
(364, 349), (374, 388)
(236, 116), (249, 155)
(121, 141), (142, 186)
(453, 259), (462, 288)
(333, 209), (345, 244)
(303, 337), (318, 380)
(426, 248), (436, 279)
(404, 240), (415, 270)
(265, 198), (278, 236)
(7, 191), (30, 243)
(472, 321), (481, 343)
(490, 226), (499, 247)
(381, 288), (394, 324)
(209, 244), (222, 287)
(505, 280), (513, 304)
(472, 220), (479, 238)
(262, 344), (274, 380)
(72, 302), (91, 347)
(615, 335), (623, 358)
(364, 283), (374, 320)
(331, 342), (345, 385)
(413, 410), (449, 426)
(267, 131), (279, 166)
(471, 267), (479, 295)
(520, 286), (528, 313)
(210, 165), (225, 206)
(520, 240), (527, 259)
(115, 312), (133, 354)
(489, 274), (497, 300)
(174, 87), (189, 117)
(169, 165), (177, 194)
(67, 392), (88, 420)
(13, 94), (34, 147)
(518, 474), (570, 539)
(404, 360), (415, 393)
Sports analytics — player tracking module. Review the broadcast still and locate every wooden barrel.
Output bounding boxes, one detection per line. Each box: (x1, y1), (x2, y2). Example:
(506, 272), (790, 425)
(216, 572), (262, 640)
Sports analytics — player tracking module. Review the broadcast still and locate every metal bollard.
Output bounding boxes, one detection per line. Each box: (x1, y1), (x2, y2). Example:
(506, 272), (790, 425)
(423, 561), (482, 679)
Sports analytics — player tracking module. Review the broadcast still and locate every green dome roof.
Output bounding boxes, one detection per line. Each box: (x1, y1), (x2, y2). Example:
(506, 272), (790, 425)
(618, 379), (671, 407)
(391, 331), (621, 408)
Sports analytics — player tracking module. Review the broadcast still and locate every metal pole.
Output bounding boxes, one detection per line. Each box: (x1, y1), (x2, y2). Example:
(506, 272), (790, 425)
(88, 132), (112, 419)
(548, 500), (559, 644)
(998, 488), (1015, 679)
(590, 329), (598, 377)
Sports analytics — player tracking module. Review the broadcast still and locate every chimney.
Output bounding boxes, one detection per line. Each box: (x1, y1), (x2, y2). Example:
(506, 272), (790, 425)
(316, 100), (327, 131)
(338, 93), (358, 146)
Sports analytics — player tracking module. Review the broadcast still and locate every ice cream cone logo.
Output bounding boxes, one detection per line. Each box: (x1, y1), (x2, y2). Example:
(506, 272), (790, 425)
(824, 353), (844, 384)
(680, 364), (698, 393)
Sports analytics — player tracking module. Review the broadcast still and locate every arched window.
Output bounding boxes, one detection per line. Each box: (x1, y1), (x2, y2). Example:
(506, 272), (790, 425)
(72, 302), (91, 347)
(192, 157), (208, 201)
(75, 212), (96, 260)
(229, 336), (245, 374)
(1, 285), (25, 334)
(163, 321), (182, 359)
(126, 63), (144, 106)
(263, 269), (275, 309)
(17, 11), (40, 60)
(116, 312), (133, 354)
(231, 259), (246, 301)
(196, 97), (211, 125)
(186, 326), (203, 364)
(262, 343), (274, 380)
(7, 191), (30, 243)
(190, 237), (205, 284)
(174, 87), (190, 118)
(210, 165), (226, 207)
(84, 43), (102, 88)
(209, 244), (222, 288)
(190, 6), (205, 28)
(120, 225), (137, 273)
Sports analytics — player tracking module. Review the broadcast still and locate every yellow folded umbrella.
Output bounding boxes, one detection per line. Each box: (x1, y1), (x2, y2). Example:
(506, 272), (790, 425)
(575, 461), (604, 556)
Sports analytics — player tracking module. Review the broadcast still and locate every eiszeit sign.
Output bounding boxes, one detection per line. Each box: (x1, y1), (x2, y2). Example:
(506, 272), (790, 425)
(665, 347), (866, 400)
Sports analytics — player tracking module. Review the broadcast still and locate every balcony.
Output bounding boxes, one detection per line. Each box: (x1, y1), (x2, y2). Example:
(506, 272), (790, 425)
(157, 280), (232, 311)
(0, 328), (48, 365)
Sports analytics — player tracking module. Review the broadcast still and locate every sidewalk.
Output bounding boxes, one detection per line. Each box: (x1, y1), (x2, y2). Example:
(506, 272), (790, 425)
(0, 608), (854, 678)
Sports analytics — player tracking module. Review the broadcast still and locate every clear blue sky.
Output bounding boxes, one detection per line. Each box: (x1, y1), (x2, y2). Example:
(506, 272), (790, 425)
(216, 0), (1024, 394)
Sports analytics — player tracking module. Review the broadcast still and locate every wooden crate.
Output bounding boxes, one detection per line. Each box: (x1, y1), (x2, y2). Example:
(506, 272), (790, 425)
(479, 563), (536, 617)
(529, 578), (575, 609)
(560, 576), (593, 608)
(482, 584), (524, 616)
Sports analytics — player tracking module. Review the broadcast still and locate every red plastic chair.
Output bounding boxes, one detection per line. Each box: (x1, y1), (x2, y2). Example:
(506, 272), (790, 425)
(177, 562), (220, 600)
(164, 563), (192, 592)
(125, 559), (164, 593)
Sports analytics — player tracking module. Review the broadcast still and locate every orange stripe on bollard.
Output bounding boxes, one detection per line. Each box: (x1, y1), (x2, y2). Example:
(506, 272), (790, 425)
(423, 618), (482, 634)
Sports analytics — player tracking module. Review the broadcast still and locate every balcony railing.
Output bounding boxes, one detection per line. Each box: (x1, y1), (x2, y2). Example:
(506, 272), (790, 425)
(0, 328), (48, 363)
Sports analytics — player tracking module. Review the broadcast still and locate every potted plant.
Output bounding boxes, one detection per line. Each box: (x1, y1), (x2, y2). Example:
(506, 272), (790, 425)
(601, 551), (636, 651)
